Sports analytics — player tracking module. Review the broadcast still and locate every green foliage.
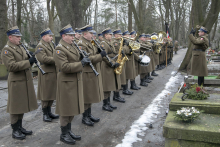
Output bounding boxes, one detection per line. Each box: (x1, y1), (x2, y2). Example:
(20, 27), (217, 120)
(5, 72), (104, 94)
(185, 84), (209, 100)
(174, 107), (202, 123)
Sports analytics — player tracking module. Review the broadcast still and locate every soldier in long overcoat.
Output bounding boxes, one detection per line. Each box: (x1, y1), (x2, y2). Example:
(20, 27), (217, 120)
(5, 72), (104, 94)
(1, 26), (38, 140)
(36, 28), (59, 122)
(189, 26), (209, 86)
(77, 25), (106, 126)
(54, 24), (90, 145)
(100, 28), (121, 112)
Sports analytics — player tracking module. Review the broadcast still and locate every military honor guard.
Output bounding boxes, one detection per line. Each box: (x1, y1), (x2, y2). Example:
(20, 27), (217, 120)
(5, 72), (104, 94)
(1, 26), (38, 140)
(112, 29), (127, 103)
(100, 28), (121, 112)
(77, 25), (106, 126)
(74, 28), (82, 43)
(189, 26), (209, 86)
(130, 30), (141, 90)
(35, 28), (59, 122)
(54, 24), (90, 145)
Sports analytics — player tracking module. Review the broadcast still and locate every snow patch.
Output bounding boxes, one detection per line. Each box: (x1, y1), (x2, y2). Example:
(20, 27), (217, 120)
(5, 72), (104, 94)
(116, 72), (179, 147)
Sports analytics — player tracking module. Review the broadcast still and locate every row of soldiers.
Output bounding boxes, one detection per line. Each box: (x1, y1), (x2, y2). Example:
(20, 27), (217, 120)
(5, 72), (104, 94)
(1, 24), (177, 145)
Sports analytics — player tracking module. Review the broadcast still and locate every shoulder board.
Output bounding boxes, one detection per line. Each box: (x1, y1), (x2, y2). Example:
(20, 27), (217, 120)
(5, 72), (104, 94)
(4, 45), (9, 48)
(78, 40), (82, 44)
(57, 44), (62, 47)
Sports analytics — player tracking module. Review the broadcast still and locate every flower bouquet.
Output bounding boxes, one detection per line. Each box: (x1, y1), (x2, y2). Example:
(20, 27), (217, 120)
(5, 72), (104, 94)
(182, 84), (209, 100)
(174, 107), (202, 123)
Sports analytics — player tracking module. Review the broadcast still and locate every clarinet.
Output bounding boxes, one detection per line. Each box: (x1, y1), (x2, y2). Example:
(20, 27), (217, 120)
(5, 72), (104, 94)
(73, 41), (99, 76)
(91, 38), (114, 67)
(51, 40), (56, 49)
(20, 42), (46, 75)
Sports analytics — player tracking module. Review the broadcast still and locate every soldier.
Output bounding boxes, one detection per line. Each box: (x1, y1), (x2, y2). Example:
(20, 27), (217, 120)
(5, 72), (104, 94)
(36, 28), (59, 122)
(77, 25), (106, 126)
(1, 26), (38, 140)
(74, 28), (82, 43)
(100, 28), (121, 112)
(111, 29), (128, 103)
(122, 30), (137, 95)
(146, 34), (158, 77)
(167, 37), (173, 65)
(54, 24), (90, 145)
(98, 33), (103, 43)
(151, 33), (160, 71)
(138, 33), (150, 86)
(189, 26), (209, 86)
(174, 40), (178, 54)
(130, 30), (141, 90)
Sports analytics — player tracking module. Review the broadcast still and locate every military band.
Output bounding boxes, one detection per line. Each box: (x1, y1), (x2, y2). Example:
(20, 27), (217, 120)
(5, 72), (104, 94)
(2, 24), (182, 145)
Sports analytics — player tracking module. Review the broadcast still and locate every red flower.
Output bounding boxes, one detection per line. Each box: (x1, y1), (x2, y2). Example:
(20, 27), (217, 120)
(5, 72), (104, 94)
(196, 87), (201, 93)
(184, 83), (186, 87)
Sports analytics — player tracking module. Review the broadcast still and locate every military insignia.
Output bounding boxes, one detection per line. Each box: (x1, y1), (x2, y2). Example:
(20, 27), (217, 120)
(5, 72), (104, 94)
(57, 44), (62, 47)
(201, 38), (204, 40)
(38, 48), (43, 50)
(4, 45), (8, 48)
(79, 46), (82, 49)
(101, 44), (104, 47)
(56, 50), (61, 54)
(115, 43), (118, 46)
(4, 50), (8, 55)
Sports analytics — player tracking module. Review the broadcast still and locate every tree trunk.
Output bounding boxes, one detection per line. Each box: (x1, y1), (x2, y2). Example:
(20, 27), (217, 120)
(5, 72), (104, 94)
(179, 0), (220, 72)
(94, 0), (98, 30)
(211, 19), (218, 41)
(128, 1), (132, 31)
(17, 0), (22, 29)
(0, 0), (8, 59)
(12, 0), (15, 26)
(47, 0), (55, 35)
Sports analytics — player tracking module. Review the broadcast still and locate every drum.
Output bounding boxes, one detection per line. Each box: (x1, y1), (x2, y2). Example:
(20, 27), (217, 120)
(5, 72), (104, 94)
(139, 55), (150, 66)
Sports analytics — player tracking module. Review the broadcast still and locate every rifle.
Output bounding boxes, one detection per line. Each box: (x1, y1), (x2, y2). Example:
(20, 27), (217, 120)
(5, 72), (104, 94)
(20, 42), (46, 75)
(72, 41), (99, 76)
(91, 38), (114, 67)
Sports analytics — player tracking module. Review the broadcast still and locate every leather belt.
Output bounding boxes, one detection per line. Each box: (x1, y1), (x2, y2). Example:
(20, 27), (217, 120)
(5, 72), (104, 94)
(193, 49), (205, 52)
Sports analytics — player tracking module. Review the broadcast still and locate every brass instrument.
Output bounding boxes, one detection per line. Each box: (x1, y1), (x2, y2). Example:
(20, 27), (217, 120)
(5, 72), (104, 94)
(114, 37), (129, 75)
(122, 35), (151, 50)
(153, 31), (166, 54)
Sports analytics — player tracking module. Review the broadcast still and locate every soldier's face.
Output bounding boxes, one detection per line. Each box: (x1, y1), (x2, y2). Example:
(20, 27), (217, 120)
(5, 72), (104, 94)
(98, 36), (103, 40)
(198, 31), (205, 36)
(93, 35), (96, 39)
(124, 34), (130, 37)
(114, 34), (122, 38)
(105, 34), (112, 40)
(140, 37), (146, 42)
(131, 34), (136, 38)
(9, 35), (21, 45)
(146, 38), (151, 41)
(63, 34), (75, 44)
(43, 35), (53, 43)
(75, 33), (81, 39)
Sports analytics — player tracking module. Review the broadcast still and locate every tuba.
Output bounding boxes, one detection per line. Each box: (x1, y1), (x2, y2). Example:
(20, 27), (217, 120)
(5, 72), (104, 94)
(153, 31), (166, 54)
(114, 37), (129, 75)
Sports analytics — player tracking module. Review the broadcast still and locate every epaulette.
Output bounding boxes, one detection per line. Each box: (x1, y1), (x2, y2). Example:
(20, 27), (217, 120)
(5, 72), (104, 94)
(78, 40), (82, 44)
(57, 44), (62, 47)
(4, 45), (9, 48)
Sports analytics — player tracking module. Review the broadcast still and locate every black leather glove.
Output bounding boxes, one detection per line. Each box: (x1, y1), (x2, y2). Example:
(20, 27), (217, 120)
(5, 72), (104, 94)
(100, 50), (107, 57)
(190, 28), (196, 36)
(130, 48), (133, 53)
(114, 62), (120, 68)
(121, 50), (124, 55)
(97, 47), (102, 53)
(138, 57), (142, 63)
(123, 39), (129, 46)
(81, 57), (91, 67)
(29, 56), (37, 65)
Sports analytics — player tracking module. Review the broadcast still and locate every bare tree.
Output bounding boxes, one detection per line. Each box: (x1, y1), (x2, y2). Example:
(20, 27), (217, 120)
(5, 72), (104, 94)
(17, 0), (22, 29)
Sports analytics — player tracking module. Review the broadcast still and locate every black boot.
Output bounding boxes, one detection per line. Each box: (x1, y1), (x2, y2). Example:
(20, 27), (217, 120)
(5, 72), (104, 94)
(47, 106), (59, 119)
(18, 119), (32, 135)
(67, 123), (81, 140)
(145, 75), (151, 83)
(108, 97), (117, 109)
(82, 109), (94, 126)
(42, 107), (52, 122)
(130, 80), (139, 90)
(151, 70), (158, 76)
(60, 124), (76, 145)
(102, 99), (113, 112)
(140, 79), (148, 87)
(122, 84), (133, 95)
(88, 107), (100, 122)
(134, 81), (141, 89)
(156, 65), (160, 71)
(148, 73), (154, 80)
(11, 121), (26, 140)
(113, 92), (125, 103)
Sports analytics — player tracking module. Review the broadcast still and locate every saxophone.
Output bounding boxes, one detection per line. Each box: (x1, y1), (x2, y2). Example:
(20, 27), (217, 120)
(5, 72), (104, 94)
(114, 37), (129, 75)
